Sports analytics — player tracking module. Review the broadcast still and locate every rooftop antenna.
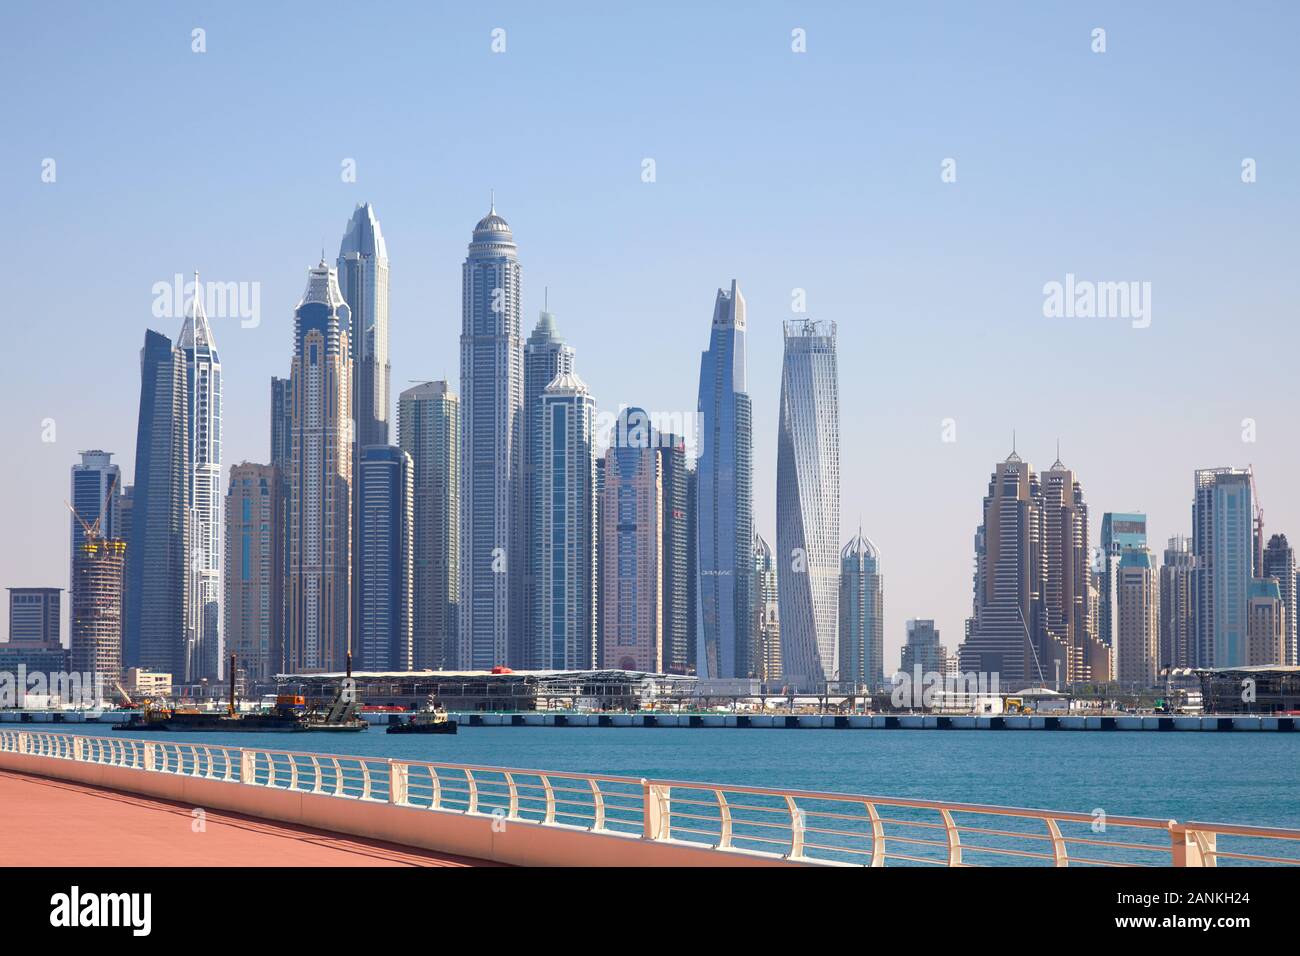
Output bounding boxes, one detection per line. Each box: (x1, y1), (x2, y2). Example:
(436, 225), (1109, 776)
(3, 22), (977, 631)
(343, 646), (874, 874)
(545, 286), (549, 311)
(490, 188), (495, 213)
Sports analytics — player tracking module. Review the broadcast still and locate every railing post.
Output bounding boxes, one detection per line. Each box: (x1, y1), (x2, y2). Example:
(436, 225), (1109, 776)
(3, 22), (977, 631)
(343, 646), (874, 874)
(940, 809), (963, 866)
(239, 749), (255, 785)
(504, 771), (519, 819)
(1046, 818), (1068, 866)
(389, 760), (408, 806)
(865, 802), (885, 867)
(1169, 822), (1215, 867)
(589, 778), (605, 831)
(786, 795), (805, 859)
(16, 732), (28, 755)
(541, 774), (556, 824)
(143, 742), (156, 772)
(642, 779), (668, 840)
(73, 736), (86, 762)
(717, 791), (733, 849)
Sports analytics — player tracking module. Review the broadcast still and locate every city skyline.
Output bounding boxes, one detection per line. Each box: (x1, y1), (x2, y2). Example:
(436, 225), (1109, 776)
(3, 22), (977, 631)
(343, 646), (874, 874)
(6, 4), (1299, 676)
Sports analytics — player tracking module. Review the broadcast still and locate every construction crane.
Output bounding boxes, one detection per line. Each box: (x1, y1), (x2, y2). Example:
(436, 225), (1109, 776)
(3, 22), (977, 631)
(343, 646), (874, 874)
(66, 474), (119, 545)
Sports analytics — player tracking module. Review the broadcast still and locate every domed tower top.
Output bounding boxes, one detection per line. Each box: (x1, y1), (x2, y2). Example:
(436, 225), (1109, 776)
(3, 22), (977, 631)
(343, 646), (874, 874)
(469, 194), (517, 256)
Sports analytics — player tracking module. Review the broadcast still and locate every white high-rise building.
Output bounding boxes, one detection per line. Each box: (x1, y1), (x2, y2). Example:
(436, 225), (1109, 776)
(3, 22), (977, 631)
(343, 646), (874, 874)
(776, 319), (840, 690)
(459, 204), (524, 669)
(536, 372), (597, 670)
(179, 276), (222, 681)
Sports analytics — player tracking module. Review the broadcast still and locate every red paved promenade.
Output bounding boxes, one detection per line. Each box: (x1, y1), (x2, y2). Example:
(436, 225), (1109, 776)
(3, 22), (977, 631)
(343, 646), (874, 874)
(0, 769), (494, 867)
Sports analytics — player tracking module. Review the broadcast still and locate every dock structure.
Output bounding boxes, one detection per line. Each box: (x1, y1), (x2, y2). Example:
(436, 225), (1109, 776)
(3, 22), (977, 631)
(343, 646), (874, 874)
(2, 730), (1299, 867)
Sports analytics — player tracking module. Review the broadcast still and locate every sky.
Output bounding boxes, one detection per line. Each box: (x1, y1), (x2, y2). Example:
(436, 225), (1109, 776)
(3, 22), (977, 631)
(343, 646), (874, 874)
(2, 1), (1298, 668)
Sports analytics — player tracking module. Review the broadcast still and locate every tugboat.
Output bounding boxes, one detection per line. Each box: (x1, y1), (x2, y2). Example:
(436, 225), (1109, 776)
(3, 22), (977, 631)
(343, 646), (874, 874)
(387, 696), (458, 735)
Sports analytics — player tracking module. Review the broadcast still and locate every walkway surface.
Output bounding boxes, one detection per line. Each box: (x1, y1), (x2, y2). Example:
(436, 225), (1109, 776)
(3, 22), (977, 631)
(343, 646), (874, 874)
(0, 769), (495, 866)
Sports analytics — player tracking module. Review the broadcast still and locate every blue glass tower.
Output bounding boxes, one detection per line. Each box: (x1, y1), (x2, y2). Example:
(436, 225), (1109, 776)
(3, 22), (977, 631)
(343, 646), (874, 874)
(695, 280), (753, 679)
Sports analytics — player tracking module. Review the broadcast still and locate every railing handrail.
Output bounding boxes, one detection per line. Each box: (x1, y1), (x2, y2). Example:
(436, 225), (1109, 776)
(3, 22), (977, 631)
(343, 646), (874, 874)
(0, 729), (1179, 829)
(4, 728), (1299, 866)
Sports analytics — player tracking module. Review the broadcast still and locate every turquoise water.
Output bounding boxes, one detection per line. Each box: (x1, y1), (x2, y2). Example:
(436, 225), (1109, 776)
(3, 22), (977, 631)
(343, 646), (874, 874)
(89, 726), (1300, 829)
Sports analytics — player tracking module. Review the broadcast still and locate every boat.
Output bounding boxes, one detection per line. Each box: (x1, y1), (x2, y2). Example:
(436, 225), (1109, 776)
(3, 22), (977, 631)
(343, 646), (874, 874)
(113, 653), (367, 733)
(387, 697), (458, 735)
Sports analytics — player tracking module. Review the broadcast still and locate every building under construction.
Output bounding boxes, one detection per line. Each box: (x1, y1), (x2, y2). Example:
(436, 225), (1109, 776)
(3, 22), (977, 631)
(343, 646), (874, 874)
(275, 669), (699, 712)
(69, 536), (126, 691)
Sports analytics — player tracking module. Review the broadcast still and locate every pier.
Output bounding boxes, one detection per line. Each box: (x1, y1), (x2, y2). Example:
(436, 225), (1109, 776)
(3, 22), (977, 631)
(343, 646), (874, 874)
(3, 729), (1299, 867)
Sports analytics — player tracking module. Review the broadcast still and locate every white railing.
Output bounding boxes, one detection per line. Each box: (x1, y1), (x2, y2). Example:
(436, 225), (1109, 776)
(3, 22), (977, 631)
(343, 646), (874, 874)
(3, 729), (1298, 866)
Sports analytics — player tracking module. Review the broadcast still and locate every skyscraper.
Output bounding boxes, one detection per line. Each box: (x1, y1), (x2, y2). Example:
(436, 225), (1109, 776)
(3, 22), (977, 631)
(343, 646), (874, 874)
(70, 450), (121, 583)
(753, 533), (781, 683)
(1040, 458), (1108, 683)
(524, 309), (574, 667)
(1115, 547), (1158, 687)
(1192, 468), (1254, 668)
(959, 449), (1045, 690)
(658, 433), (691, 675)
(839, 531), (883, 691)
(337, 203), (391, 449)
(901, 619), (947, 678)
(601, 408), (662, 672)
(777, 319), (840, 689)
(1160, 535), (1196, 670)
(286, 261), (352, 673)
(1097, 512), (1147, 655)
(70, 532), (126, 699)
(398, 381), (459, 670)
(179, 277), (223, 681)
(536, 372), (597, 670)
(7, 588), (61, 649)
(223, 462), (282, 684)
(127, 329), (189, 677)
(459, 204), (524, 670)
(357, 446), (413, 671)
(1246, 578), (1286, 666)
(1262, 533), (1297, 665)
(696, 280), (754, 680)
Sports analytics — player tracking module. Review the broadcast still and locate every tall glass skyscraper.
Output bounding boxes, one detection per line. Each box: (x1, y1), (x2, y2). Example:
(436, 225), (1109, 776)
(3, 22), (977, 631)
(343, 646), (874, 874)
(1262, 533), (1297, 665)
(695, 280), (753, 680)
(1097, 511), (1147, 656)
(286, 261), (352, 673)
(357, 445), (413, 671)
(127, 329), (189, 677)
(179, 278), (222, 681)
(601, 408), (662, 673)
(536, 372), (597, 670)
(337, 203), (391, 448)
(1193, 468), (1254, 668)
(223, 462), (282, 684)
(657, 433), (691, 675)
(776, 318), (840, 690)
(399, 381), (459, 669)
(524, 309), (574, 667)
(1040, 459), (1108, 683)
(838, 530), (883, 691)
(459, 205), (524, 669)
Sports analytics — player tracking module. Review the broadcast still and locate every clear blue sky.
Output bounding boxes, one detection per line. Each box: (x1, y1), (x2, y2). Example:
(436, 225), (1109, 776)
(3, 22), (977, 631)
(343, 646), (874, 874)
(3, 1), (1297, 666)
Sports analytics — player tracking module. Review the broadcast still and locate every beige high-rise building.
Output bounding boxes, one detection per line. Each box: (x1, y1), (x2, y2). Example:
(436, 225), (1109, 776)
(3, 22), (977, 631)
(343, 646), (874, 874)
(1247, 578), (1286, 666)
(754, 533), (782, 683)
(1115, 548), (1158, 687)
(1160, 535), (1196, 669)
(599, 408), (662, 673)
(286, 262), (352, 673)
(1041, 456), (1109, 684)
(224, 462), (283, 685)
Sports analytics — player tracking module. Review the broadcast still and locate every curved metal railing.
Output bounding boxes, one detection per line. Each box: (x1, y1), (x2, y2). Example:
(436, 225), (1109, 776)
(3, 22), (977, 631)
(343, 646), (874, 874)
(2, 729), (1297, 866)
